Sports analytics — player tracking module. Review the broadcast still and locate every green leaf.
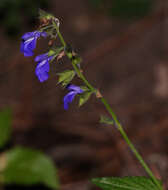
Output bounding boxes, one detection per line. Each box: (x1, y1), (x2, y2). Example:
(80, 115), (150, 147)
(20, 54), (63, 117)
(100, 115), (114, 125)
(58, 70), (75, 87)
(0, 108), (12, 148)
(79, 91), (92, 107)
(92, 176), (161, 190)
(3, 147), (59, 189)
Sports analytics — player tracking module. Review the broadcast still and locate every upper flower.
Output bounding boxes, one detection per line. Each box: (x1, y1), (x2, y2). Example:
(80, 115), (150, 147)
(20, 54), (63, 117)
(63, 84), (83, 110)
(20, 31), (47, 57)
(35, 53), (53, 82)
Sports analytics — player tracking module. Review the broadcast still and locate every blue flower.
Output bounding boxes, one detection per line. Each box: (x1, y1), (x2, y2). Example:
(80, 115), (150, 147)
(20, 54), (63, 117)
(20, 31), (47, 57)
(35, 53), (53, 82)
(63, 84), (83, 110)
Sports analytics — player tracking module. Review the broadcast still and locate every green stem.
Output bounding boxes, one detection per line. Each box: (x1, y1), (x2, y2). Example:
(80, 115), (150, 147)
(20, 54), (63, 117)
(54, 21), (95, 91)
(52, 21), (66, 47)
(71, 62), (95, 91)
(54, 23), (163, 190)
(117, 123), (162, 188)
(101, 98), (162, 189)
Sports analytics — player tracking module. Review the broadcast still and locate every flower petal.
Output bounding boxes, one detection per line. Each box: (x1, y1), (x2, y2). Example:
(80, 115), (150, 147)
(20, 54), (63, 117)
(35, 53), (48, 62)
(26, 38), (36, 50)
(21, 42), (34, 56)
(36, 71), (49, 82)
(67, 84), (83, 93)
(40, 32), (47, 38)
(24, 49), (34, 57)
(22, 39), (36, 56)
(21, 31), (47, 57)
(20, 41), (24, 53)
(21, 32), (35, 40)
(63, 91), (77, 110)
(21, 40), (33, 56)
(35, 61), (50, 82)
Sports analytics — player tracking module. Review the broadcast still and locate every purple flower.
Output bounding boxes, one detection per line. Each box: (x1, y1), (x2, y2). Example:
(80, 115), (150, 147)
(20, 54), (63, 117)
(63, 84), (83, 110)
(35, 53), (53, 82)
(20, 31), (47, 57)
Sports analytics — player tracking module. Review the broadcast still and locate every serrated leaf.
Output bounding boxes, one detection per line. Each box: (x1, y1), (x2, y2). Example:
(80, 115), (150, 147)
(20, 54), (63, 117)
(3, 147), (59, 189)
(79, 91), (92, 106)
(0, 108), (12, 148)
(92, 176), (161, 190)
(58, 70), (75, 87)
(100, 115), (114, 125)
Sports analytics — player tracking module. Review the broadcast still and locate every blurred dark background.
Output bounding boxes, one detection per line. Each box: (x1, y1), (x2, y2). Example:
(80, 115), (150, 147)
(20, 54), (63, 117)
(1, 0), (168, 189)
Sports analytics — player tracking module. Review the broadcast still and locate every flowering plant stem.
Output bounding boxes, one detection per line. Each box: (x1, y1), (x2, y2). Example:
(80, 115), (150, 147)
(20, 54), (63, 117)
(54, 25), (162, 190)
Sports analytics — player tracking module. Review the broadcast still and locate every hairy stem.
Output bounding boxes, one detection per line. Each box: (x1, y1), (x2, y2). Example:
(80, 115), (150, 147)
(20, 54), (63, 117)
(54, 24), (163, 190)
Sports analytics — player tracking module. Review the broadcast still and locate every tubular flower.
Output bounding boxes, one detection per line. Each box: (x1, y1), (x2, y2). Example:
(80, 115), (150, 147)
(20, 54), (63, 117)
(63, 84), (83, 110)
(20, 31), (47, 56)
(35, 53), (53, 82)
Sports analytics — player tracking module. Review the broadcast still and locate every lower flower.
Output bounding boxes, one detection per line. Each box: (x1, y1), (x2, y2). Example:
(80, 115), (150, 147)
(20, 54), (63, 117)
(63, 84), (83, 110)
(35, 53), (53, 82)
